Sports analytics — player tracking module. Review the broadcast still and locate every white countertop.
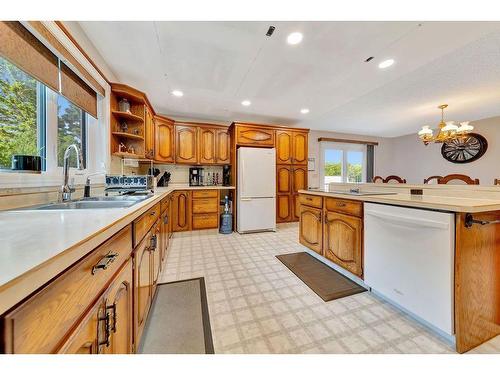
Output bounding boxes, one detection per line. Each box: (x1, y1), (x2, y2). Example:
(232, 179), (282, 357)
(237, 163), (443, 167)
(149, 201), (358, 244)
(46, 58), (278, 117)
(0, 184), (234, 314)
(300, 189), (500, 213)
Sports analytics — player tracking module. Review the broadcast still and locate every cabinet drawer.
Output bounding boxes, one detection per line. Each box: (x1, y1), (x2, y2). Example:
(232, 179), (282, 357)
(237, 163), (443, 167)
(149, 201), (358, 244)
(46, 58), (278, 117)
(192, 214), (218, 229)
(324, 197), (363, 217)
(133, 203), (160, 247)
(236, 125), (275, 146)
(3, 226), (133, 353)
(299, 194), (323, 209)
(192, 198), (218, 214)
(160, 195), (170, 213)
(192, 190), (218, 199)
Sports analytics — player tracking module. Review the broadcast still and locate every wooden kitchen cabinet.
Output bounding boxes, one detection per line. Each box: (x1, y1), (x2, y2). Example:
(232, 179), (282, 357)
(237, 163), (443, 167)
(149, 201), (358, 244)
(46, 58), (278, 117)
(276, 165), (307, 223)
(160, 198), (170, 265)
(175, 125), (198, 164)
(134, 230), (153, 346)
(292, 166), (307, 193)
(154, 116), (175, 163)
(171, 190), (192, 232)
(102, 258), (134, 354)
(277, 194), (293, 223)
(277, 165), (292, 194)
(151, 219), (162, 297)
(276, 130), (292, 164)
(323, 210), (363, 277)
(198, 127), (216, 164)
(292, 131), (308, 165)
(235, 124), (275, 146)
(144, 105), (155, 159)
(215, 128), (230, 164)
(298, 205), (323, 255)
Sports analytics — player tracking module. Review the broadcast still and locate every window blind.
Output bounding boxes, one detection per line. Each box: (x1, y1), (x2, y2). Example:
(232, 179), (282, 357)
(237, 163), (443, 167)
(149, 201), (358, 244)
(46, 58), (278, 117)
(0, 21), (59, 93)
(0, 21), (101, 118)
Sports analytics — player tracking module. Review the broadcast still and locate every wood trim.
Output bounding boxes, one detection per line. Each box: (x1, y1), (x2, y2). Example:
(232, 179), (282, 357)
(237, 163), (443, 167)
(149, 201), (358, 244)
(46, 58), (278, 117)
(317, 137), (379, 146)
(54, 21), (110, 85)
(230, 121), (310, 132)
(26, 21), (105, 97)
(175, 121), (229, 129)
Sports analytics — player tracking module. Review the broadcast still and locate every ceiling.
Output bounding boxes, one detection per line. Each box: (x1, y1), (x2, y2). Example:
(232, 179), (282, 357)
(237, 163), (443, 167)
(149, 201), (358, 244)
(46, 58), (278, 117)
(78, 21), (500, 137)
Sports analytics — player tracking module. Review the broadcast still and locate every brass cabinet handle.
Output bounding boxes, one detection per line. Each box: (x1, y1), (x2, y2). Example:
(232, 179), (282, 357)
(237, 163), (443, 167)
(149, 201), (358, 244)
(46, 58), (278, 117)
(107, 303), (117, 333)
(306, 197), (313, 201)
(317, 212), (322, 222)
(336, 202), (346, 207)
(149, 234), (158, 252)
(98, 311), (111, 348)
(150, 211), (156, 216)
(92, 253), (118, 275)
(163, 214), (168, 224)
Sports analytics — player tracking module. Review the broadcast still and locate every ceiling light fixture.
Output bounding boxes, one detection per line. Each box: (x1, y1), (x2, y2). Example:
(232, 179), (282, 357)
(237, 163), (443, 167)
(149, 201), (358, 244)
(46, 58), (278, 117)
(300, 108), (310, 114)
(171, 90), (184, 97)
(287, 32), (303, 45)
(418, 104), (473, 145)
(378, 59), (395, 69)
(241, 100), (251, 106)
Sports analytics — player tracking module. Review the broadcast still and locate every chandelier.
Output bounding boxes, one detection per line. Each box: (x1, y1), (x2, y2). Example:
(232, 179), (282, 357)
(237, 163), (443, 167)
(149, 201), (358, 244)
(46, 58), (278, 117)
(418, 104), (473, 145)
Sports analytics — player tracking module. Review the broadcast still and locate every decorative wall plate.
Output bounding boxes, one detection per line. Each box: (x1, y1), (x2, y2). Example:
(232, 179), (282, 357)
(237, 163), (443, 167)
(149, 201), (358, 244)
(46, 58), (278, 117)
(441, 133), (488, 164)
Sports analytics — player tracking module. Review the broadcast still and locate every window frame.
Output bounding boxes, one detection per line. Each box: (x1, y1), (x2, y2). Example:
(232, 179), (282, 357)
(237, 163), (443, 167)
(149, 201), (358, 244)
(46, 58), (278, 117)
(319, 141), (367, 187)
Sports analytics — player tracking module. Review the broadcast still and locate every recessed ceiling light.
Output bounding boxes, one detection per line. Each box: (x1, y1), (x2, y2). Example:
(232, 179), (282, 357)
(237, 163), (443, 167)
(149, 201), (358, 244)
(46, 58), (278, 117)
(241, 100), (251, 106)
(378, 59), (395, 69)
(171, 90), (183, 97)
(287, 32), (303, 45)
(300, 108), (310, 114)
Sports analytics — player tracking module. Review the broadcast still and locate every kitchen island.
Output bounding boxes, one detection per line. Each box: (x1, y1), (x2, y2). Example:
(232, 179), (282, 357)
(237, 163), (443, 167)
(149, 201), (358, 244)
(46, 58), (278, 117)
(297, 185), (500, 353)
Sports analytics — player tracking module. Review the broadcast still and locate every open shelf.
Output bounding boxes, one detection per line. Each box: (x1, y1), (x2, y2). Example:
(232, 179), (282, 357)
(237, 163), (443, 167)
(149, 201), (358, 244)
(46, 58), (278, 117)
(112, 110), (144, 123)
(112, 152), (146, 159)
(111, 131), (144, 141)
(111, 88), (146, 105)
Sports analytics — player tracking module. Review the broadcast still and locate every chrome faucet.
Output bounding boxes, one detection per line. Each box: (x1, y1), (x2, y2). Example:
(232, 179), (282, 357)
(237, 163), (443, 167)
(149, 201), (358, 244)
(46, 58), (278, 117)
(60, 144), (84, 202)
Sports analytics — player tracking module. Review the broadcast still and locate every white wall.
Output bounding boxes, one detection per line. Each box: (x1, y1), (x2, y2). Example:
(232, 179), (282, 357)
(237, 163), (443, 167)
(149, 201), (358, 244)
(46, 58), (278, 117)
(376, 116), (500, 185)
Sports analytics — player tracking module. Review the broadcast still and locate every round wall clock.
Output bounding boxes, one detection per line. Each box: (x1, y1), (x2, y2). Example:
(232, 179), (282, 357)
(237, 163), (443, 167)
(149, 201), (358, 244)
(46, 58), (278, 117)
(441, 133), (488, 164)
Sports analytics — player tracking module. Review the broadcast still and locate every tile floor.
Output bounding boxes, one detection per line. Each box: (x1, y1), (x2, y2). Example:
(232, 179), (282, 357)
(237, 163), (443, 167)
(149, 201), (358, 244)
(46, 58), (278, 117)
(159, 223), (499, 354)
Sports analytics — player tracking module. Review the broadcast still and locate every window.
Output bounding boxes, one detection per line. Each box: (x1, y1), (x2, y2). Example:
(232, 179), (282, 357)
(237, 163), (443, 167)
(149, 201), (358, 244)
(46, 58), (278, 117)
(0, 56), (46, 170)
(57, 95), (86, 169)
(321, 142), (367, 187)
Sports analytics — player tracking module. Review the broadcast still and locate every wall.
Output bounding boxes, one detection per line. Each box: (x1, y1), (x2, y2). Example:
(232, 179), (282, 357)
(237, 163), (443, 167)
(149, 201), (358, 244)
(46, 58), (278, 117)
(307, 130), (390, 188)
(376, 116), (500, 185)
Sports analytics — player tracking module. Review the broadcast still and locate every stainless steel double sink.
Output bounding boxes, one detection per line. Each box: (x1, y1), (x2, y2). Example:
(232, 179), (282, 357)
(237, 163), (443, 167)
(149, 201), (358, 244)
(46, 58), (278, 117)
(23, 195), (153, 210)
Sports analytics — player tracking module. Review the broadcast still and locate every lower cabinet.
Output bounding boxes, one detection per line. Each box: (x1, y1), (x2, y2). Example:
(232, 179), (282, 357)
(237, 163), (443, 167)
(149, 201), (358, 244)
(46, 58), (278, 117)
(298, 204), (323, 255)
(298, 194), (364, 278)
(172, 190), (192, 232)
(160, 198), (170, 265)
(323, 211), (363, 277)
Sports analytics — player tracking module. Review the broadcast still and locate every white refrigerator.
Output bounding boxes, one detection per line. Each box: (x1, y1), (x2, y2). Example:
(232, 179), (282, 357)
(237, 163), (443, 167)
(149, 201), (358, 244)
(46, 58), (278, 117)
(237, 147), (276, 233)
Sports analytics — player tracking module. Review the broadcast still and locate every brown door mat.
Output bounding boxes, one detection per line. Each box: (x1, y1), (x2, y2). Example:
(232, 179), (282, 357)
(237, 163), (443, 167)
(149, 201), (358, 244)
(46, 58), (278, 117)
(276, 252), (366, 302)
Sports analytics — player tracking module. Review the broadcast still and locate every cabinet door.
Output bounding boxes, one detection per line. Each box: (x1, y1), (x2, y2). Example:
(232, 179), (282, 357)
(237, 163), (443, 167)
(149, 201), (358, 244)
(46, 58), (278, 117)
(298, 205), (323, 255)
(215, 128), (230, 164)
(161, 203), (170, 265)
(175, 125), (198, 164)
(323, 211), (363, 277)
(198, 127), (216, 164)
(277, 194), (292, 223)
(172, 190), (192, 232)
(57, 301), (101, 354)
(292, 132), (308, 165)
(276, 165), (292, 194)
(145, 106), (155, 159)
(276, 130), (292, 164)
(291, 194), (300, 222)
(235, 125), (275, 146)
(134, 232), (152, 346)
(103, 258), (133, 354)
(151, 220), (162, 292)
(154, 119), (174, 163)
(292, 166), (307, 194)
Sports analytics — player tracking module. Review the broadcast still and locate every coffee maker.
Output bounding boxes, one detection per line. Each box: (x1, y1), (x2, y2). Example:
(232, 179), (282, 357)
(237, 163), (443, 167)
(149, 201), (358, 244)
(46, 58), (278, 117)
(189, 167), (204, 186)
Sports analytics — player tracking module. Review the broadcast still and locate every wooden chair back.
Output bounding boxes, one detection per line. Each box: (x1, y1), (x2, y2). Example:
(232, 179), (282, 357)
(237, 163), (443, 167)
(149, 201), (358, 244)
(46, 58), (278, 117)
(494, 178), (499, 185)
(384, 175), (407, 184)
(372, 176), (384, 183)
(438, 174), (479, 185)
(424, 175), (443, 184)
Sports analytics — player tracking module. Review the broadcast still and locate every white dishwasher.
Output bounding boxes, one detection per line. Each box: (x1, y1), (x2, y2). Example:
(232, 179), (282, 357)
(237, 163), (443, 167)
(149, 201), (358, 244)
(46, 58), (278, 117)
(364, 203), (455, 336)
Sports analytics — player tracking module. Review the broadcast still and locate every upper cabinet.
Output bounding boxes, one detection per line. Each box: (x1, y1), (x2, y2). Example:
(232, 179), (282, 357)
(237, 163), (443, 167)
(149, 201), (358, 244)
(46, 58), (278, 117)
(234, 123), (275, 146)
(175, 124), (198, 164)
(154, 116), (175, 163)
(276, 131), (292, 164)
(198, 127), (216, 164)
(215, 128), (230, 164)
(292, 131), (308, 165)
(175, 123), (230, 165)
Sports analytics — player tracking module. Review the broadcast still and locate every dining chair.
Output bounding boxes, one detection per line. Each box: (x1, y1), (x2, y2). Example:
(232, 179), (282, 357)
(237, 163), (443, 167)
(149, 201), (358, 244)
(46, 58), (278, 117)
(424, 175), (443, 184)
(494, 178), (499, 185)
(372, 176), (384, 183)
(438, 174), (480, 185)
(384, 175), (407, 184)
